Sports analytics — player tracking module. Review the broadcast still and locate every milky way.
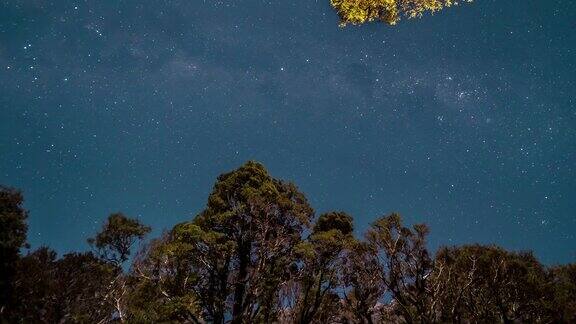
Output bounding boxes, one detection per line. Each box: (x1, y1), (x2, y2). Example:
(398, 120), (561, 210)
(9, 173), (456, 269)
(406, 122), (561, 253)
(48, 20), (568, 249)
(1, 0), (575, 263)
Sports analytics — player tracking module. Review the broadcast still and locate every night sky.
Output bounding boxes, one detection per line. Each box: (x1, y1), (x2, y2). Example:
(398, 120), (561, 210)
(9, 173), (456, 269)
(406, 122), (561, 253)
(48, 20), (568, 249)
(1, 0), (575, 264)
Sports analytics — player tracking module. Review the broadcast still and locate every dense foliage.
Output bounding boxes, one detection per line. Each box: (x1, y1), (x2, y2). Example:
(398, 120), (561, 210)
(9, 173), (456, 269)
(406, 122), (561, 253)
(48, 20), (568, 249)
(0, 187), (28, 317)
(1, 162), (574, 323)
(330, 0), (474, 26)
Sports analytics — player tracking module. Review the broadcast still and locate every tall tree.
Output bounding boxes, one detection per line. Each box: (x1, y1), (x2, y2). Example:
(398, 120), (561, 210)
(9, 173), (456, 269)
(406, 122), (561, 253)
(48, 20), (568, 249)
(129, 161), (314, 323)
(340, 240), (385, 324)
(0, 186), (28, 317)
(86, 212), (151, 322)
(196, 161), (313, 323)
(289, 212), (355, 323)
(366, 213), (435, 323)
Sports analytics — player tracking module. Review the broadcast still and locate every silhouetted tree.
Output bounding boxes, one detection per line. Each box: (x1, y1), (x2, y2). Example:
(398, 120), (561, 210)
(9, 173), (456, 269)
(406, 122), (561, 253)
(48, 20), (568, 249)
(7, 247), (117, 323)
(0, 186), (28, 318)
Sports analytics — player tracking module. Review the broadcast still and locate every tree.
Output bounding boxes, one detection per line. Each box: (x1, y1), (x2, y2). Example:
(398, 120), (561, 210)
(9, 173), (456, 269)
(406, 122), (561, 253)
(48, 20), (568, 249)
(432, 245), (555, 323)
(86, 213), (151, 322)
(550, 263), (576, 322)
(2, 162), (576, 323)
(340, 240), (385, 324)
(5, 211), (149, 323)
(0, 186), (28, 317)
(53, 252), (119, 322)
(88, 212), (151, 265)
(330, 0), (474, 27)
(7, 247), (118, 323)
(6, 247), (56, 323)
(195, 161), (313, 323)
(124, 235), (204, 323)
(366, 213), (435, 323)
(128, 161), (314, 323)
(288, 212), (355, 323)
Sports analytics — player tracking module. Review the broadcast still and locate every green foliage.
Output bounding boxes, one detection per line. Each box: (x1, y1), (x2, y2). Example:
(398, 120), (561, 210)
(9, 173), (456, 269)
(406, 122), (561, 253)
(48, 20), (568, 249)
(433, 245), (557, 322)
(120, 236), (203, 323)
(192, 161), (314, 323)
(289, 213), (357, 323)
(367, 213), (435, 322)
(331, 0), (399, 26)
(330, 0), (474, 27)
(125, 161), (314, 323)
(1, 162), (575, 323)
(88, 212), (151, 265)
(340, 240), (384, 323)
(313, 211), (354, 235)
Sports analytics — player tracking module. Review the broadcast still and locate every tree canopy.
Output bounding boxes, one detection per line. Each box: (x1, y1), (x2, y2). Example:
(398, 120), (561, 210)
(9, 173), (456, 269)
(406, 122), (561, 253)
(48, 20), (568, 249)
(330, 0), (474, 27)
(88, 212), (151, 265)
(1, 161), (574, 323)
(0, 186), (28, 316)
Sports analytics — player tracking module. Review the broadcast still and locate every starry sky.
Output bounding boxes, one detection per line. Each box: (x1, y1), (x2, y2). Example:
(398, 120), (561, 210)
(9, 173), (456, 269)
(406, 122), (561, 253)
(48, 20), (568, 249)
(1, 0), (575, 264)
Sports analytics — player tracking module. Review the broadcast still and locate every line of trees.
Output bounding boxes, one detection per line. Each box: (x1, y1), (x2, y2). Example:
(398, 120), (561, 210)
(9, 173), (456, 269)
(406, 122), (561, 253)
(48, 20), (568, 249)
(1, 161), (575, 323)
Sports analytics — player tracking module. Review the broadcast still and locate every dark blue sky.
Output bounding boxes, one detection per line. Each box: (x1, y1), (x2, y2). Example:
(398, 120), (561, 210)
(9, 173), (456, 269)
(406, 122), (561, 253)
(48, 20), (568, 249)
(1, 0), (574, 264)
